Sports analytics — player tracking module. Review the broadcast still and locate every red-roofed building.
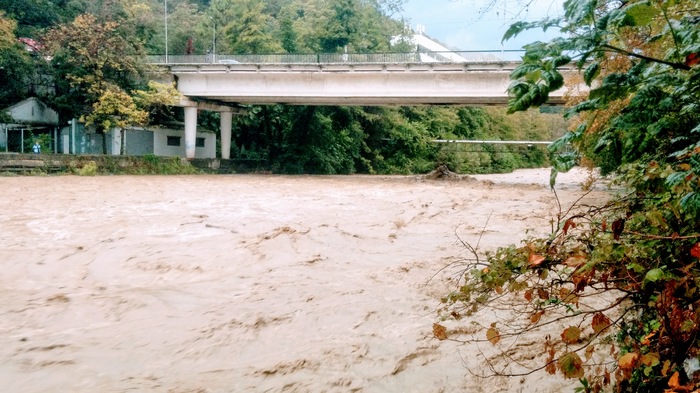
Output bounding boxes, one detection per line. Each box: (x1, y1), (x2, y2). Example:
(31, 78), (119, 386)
(18, 37), (43, 52)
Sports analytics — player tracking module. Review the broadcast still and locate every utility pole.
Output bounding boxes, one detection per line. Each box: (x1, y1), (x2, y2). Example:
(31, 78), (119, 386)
(212, 17), (216, 63)
(164, 0), (169, 64)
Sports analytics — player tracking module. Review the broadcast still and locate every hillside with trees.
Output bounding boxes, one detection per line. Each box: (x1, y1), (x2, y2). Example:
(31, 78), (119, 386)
(0, 0), (566, 173)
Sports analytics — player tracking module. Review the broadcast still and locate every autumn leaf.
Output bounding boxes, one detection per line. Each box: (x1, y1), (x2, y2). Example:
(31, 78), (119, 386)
(661, 360), (671, 377)
(641, 330), (657, 345)
(529, 253), (546, 267)
(561, 326), (581, 344)
(559, 288), (579, 305)
(530, 310), (544, 324)
(592, 312), (612, 334)
(611, 218), (625, 240)
(691, 242), (700, 260)
(564, 255), (587, 268)
(641, 353), (660, 367)
(604, 367), (611, 385)
(433, 323), (448, 340)
(668, 371), (681, 388)
(618, 352), (639, 370)
(558, 352), (584, 379)
(686, 53), (700, 67)
(563, 219), (576, 235)
(524, 289), (533, 302)
(585, 345), (595, 361)
(545, 360), (557, 375)
(486, 327), (501, 345)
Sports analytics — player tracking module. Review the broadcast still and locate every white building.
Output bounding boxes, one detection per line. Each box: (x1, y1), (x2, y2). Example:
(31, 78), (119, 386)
(0, 98), (216, 158)
(59, 124), (217, 159)
(0, 97), (60, 153)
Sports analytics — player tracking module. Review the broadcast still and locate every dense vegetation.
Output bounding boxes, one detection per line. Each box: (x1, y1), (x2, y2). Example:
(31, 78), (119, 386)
(437, 0), (700, 391)
(0, 0), (565, 174)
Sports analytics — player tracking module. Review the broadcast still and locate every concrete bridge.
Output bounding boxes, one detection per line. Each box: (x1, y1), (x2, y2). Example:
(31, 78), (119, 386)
(154, 51), (576, 159)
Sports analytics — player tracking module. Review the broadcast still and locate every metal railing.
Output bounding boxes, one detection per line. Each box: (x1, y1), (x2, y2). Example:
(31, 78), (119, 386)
(146, 50), (525, 65)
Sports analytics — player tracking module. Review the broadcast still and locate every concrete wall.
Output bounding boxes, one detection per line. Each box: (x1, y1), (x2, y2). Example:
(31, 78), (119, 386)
(153, 128), (216, 159)
(57, 124), (216, 159)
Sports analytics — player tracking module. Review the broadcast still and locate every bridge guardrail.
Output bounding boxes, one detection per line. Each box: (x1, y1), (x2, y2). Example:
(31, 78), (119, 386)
(146, 50), (525, 65)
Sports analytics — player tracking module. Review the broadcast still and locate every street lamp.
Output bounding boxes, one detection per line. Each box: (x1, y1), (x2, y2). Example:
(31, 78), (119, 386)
(164, 0), (169, 64)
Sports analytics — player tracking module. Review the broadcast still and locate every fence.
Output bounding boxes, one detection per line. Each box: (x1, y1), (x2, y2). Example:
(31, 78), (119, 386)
(146, 50), (525, 65)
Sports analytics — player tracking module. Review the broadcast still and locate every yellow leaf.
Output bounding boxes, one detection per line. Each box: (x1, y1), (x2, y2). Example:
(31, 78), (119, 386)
(561, 326), (581, 344)
(618, 352), (638, 370)
(558, 352), (584, 379)
(486, 327), (500, 345)
(559, 288), (579, 305)
(641, 353), (660, 367)
(661, 360), (671, 377)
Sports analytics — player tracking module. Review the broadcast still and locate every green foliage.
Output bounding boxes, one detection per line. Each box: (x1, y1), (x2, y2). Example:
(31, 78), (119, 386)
(133, 154), (199, 175)
(76, 160), (98, 176)
(82, 87), (148, 132)
(440, 0), (700, 392)
(220, 0), (283, 54)
(43, 13), (147, 122)
(231, 104), (563, 175)
(0, 11), (34, 108)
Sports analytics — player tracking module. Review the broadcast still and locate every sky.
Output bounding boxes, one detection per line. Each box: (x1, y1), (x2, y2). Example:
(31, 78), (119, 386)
(398, 0), (564, 51)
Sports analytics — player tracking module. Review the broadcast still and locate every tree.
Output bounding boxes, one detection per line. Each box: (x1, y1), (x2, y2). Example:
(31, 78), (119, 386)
(318, 0), (359, 52)
(82, 86), (148, 154)
(437, 0), (700, 391)
(0, 11), (34, 108)
(44, 13), (177, 154)
(219, 0), (282, 54)
(0, 0), (65, 37)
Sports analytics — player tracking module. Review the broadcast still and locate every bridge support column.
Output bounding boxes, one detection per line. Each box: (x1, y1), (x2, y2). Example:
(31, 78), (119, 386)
(184, 106), (198, 159)
(220, 110), (233, 159)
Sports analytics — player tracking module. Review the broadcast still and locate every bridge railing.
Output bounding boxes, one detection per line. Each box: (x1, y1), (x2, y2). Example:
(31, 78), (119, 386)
(146, 50), (525, 65)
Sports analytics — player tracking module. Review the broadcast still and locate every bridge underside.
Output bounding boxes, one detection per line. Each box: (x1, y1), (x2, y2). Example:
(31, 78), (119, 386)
(171, 63), (568, 107)
(168, 62), (572, 159)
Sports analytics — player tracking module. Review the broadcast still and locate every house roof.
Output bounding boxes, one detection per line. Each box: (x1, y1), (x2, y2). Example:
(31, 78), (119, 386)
(18, 37), (44, 52)
(2, 97), (59, 126)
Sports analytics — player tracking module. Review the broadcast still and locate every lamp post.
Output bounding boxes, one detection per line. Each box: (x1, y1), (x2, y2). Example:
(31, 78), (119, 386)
(164, 0), (169, 64)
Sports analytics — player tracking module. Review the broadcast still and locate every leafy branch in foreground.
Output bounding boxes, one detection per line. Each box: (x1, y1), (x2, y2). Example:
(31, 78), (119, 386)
(437, 0), (700, 391)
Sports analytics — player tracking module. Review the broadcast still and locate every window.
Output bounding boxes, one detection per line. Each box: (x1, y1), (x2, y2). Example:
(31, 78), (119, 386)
(196, 137), (205, 148)
(167, 136), (181, 146)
